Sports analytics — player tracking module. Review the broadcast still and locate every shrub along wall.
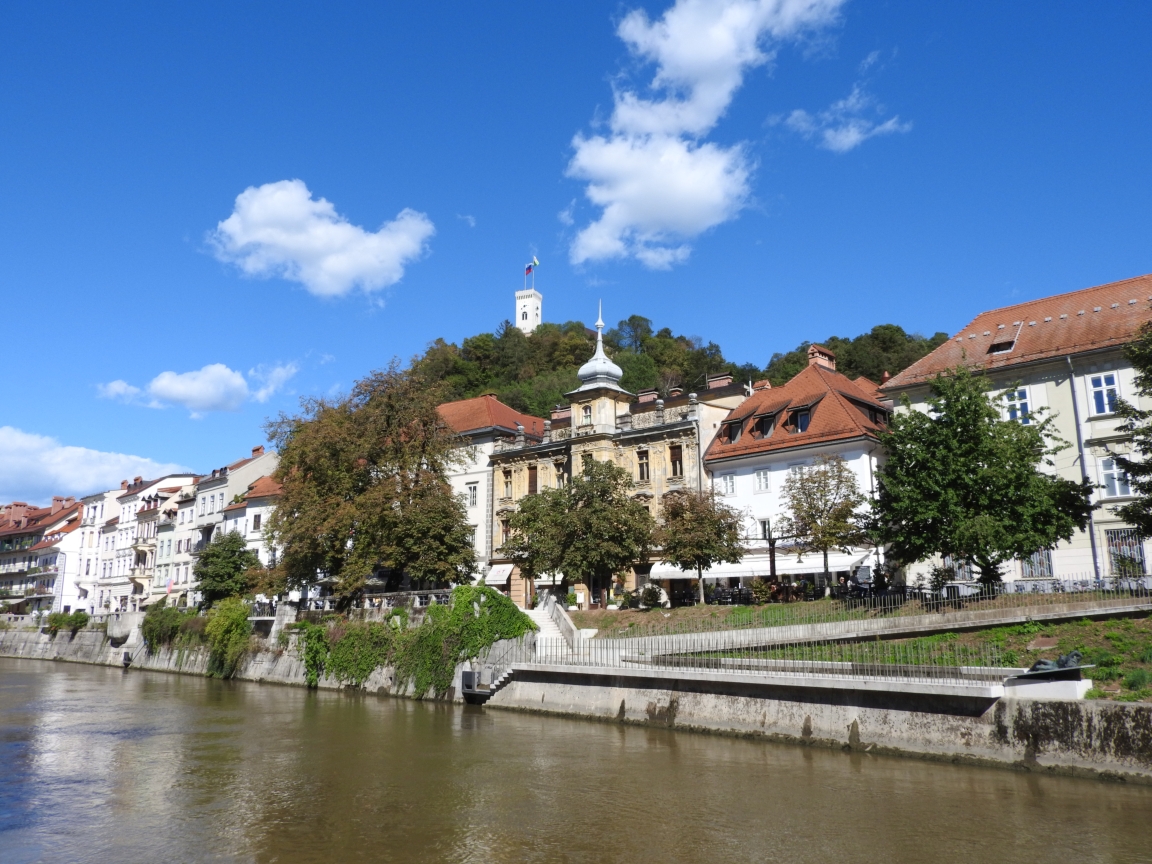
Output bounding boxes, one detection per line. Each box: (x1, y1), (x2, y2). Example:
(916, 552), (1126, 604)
(292, 585), (536, 698)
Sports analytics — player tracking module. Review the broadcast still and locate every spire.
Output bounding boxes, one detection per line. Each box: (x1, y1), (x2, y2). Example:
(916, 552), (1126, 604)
(572, 302), (626, 393)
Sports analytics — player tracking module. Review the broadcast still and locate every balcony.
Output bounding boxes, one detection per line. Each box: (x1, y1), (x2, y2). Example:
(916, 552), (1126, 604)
(131, 537), (156, 553)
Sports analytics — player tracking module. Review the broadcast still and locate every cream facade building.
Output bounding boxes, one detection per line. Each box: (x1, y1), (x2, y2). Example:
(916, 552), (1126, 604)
(882, 273), (1152, 583)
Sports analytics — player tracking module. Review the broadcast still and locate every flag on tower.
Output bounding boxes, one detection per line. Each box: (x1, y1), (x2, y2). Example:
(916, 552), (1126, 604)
(525, 256), (540, 275)
(532, 256), (540, 267)
(524, 263), (533, 275)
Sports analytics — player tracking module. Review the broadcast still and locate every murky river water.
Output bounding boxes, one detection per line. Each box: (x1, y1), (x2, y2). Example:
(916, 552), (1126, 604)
(1, 658), (1150, 864)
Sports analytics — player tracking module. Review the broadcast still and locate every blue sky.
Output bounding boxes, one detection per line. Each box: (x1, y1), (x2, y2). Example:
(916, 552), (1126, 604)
(3, 1), (1151, 504)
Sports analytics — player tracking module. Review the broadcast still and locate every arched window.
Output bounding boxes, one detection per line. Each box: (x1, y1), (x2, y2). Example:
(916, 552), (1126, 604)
(582, 405), (592, 424)
(522, 311), (528, 321)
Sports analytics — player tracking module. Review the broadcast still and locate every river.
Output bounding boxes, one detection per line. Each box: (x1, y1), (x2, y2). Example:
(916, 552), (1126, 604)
(1, 658), (1149, 864)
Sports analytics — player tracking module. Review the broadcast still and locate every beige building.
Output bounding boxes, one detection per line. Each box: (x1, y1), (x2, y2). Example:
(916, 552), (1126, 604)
(485, 307), (746, 607)
(882, 273), (1152, 583)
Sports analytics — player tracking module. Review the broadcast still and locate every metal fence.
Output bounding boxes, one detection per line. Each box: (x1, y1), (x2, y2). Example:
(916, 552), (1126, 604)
(604, 576), (1152, 640)
(502, 633), (1010, 687)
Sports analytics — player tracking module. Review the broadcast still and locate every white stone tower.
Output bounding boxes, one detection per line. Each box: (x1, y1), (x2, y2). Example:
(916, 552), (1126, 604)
(515, 288), (542, 335)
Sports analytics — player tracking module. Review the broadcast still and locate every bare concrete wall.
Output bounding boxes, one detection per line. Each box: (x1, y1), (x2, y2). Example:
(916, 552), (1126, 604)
(489, 668), (1152, 783)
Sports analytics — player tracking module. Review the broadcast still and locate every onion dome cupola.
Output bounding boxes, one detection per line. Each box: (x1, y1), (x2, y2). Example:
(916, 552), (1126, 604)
(573, 302), (626, 393)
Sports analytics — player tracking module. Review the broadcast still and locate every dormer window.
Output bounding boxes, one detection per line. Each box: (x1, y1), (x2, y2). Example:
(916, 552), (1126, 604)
(721, 421), (742, 444)
(751, 414), (775, 439)
(789, 410), (811, 433)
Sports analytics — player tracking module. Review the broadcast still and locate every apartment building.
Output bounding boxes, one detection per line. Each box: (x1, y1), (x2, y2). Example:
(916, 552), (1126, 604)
(0, 498), (82, 614)
(882, 273), (1152, 581)
(694, 344), (888, 590)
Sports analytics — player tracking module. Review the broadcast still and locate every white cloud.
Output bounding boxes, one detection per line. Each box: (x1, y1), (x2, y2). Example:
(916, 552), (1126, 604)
(211, 179), (435, 298)
(567, 0), (844, 268)
(149, 364), (250, 416)
(99, 361), (299, 416)
(97, 380), (142, 402)
(248, 362), (299, 403)
(783, 83), (911, 153)
(456, 213), (476, 228)
(0, 426), (188, 506)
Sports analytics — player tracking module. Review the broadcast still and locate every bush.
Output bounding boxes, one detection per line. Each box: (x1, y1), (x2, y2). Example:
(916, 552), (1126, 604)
(142, 602), (188, 652)
(45, 611), (90, 637)
(565, 592), (578, 607)
(616, 591), (634, 610)
(1124, 668), (1151, 691)
(640, 584), (663, 608)
(749, 578), (772, 605)
(205, 597), (252, 678)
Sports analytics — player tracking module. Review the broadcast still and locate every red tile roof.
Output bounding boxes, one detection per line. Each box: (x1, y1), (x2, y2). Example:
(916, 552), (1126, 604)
(438, 395), (546, 439)
(222, 501), (247, 513)
(246, 475), (283, 499)
(884, 273), (1152, 391)
(705, 363), (887, 463)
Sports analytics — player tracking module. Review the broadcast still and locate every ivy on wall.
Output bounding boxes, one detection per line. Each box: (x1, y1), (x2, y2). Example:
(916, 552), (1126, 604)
(292, 585), (535, 698)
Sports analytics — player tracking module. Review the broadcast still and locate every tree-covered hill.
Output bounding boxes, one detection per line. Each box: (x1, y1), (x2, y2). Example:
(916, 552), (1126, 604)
(414, 316), (948, 418)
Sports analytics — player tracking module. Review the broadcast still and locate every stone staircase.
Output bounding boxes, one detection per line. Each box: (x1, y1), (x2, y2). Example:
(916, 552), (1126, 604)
(527, 605), (564, 641)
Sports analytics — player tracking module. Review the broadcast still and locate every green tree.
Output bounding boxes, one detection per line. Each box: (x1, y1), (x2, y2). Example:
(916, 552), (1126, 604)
(503, 459), (654, 604)
(265, 362), (476, 603)
(762, 324), (949, 386)
(656, 490), (745, 604)
(1113, 322), (1152, 536)
(194, 530), (260, 605)
(777, 455), (867, 585)
(876, 367), (1096, 582)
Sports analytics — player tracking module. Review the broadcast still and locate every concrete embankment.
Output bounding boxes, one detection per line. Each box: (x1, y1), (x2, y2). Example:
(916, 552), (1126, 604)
(6, 625), (1152, 782)
(0, 626), (454, 699)
(488, 666), (1152, 784)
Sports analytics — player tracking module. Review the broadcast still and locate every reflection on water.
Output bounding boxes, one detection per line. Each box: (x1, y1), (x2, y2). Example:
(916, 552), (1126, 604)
(1, 658), (1150, 864)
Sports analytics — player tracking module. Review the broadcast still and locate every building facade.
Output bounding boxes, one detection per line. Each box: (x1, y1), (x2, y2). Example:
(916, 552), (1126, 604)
(882, 273), (1152, 582)
(693, 345), (889, 591)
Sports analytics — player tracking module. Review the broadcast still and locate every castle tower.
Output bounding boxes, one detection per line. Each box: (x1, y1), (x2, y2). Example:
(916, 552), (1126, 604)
(515, 288), (542, 335)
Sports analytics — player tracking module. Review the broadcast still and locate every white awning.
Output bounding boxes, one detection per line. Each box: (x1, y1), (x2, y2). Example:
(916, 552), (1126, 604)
(648, 552), (871, 580)
(534, 572), (563, 586)
(485, 564), (515, 585)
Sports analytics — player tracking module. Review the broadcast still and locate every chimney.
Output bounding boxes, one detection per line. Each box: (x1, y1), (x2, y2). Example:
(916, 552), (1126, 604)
(133, 476), (143, 485)
(667, 387), (684, 398)
(252, 445), (265, 457)
(121, 480), (129, 491)
(551, 404), (571, 422)
(807, 344), (836, 370)
(51, 496), (67, 514)
(880, 370), (891, 384)
(707, 374), (734, 389)
(637, 388), (658, 404)
(753, 379), (772, 391)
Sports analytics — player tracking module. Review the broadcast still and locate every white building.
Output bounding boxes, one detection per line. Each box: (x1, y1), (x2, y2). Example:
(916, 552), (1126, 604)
(883, 273), (1152, 582)
(689, 345), (889, 589)
(437, 395), (547, 574)
(78, 490), (121, 613)
(0, 498), (83, 614)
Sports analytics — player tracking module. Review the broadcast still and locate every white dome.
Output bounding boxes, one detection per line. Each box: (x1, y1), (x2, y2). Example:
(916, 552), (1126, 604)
(573, 304), (625, 392)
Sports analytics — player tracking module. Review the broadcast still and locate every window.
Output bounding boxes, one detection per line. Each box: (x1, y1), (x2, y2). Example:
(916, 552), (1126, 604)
(637, 450), (650, 482)
(466, 483), (478, 507)
(1021, 549), (1053, 579)
(789, 410), (810, 433)
(554, 462), (567, 487)
(722, 422), (741, 444)
(1106, 527), (1146, 576)
(199, 497), (206, 516)
(759, 518), (772, 541)
(252, 513), (262, 531)
(581, 404), (592, 425)
(528, 466), (538, 495)
(1091, 373), (1119, 415)
(522, 311), (528, 321)
(753, 415), (775, 438)
(500, 519), (511, 546)
(754, 469), (770, 492)
(1005, 388), (1030, 424)
(718, 474), (735, 496)
(502, 470), (513, 499)
(1102, 457), (1131, 498)
(669, 445), (683, 478)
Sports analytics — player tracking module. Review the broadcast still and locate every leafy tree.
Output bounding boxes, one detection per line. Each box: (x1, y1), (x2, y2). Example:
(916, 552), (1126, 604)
(194, 530), (260, 605)
(1113, 322), (1152, 535)
(656, 490), (745, 604)
(503, 459), (654, 604)
(763, 324), (950, 386)
(777, 455), (867, 584)
(265, 362), (476, 603)
(876, 367), (1096, 582)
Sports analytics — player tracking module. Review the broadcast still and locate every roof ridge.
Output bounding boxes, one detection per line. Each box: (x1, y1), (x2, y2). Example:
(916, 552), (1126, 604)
(960, 272), (1152, 320)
